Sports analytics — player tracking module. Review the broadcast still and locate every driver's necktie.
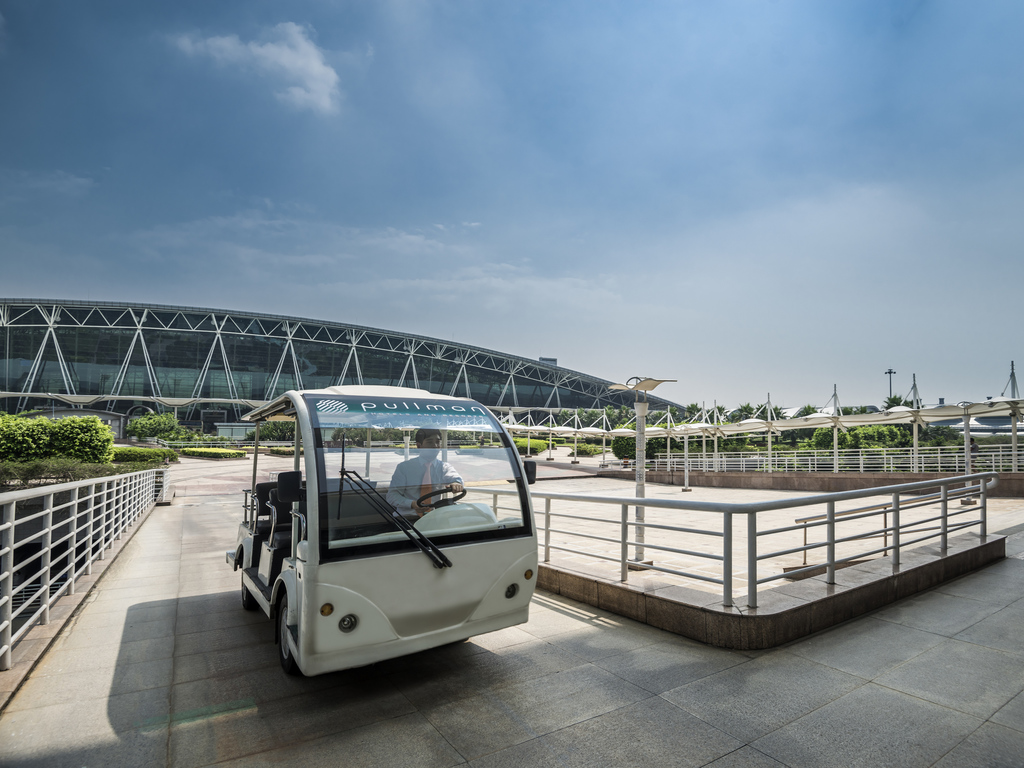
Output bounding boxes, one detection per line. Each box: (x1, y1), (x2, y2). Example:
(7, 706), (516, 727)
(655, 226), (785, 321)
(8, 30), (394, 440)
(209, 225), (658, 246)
(418, 464), (433, 514)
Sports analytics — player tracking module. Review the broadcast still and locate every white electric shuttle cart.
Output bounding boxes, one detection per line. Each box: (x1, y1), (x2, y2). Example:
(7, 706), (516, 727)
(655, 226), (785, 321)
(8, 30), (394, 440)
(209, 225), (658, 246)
(227, 386), (538, 676)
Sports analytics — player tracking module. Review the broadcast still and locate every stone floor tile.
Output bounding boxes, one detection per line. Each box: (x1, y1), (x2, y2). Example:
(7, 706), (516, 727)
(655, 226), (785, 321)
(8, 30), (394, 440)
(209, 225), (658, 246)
(991, 689), (1024, 734)
(594, 636), (748, 694)
(466, 625), (536, 652)
(209, 712), (464, 768)
(172, 622), (271, 657)
(953, 601), (1024, 654)
(932, 722), (1024, 768)
(423, 664), (649, 759)
(167, 679), (415, 768)
(4, 657), (173, 711)
(751, 683), (983, 768)
(543, 618), (672, 661)
(662, 650), (865, 742)
(0, 726), (170, 768)
(871, 589), (1006, 636)
(785, 616), (945, 679)
(874, 638), (1024, 719)
(526, 696), (743, 768)
(702, 746), (788, 768)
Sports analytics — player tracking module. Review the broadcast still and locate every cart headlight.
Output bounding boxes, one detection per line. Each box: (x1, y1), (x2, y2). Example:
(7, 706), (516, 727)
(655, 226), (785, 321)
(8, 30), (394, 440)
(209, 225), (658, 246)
(339, 613), (358, 633)
(505, 584), (519, 599)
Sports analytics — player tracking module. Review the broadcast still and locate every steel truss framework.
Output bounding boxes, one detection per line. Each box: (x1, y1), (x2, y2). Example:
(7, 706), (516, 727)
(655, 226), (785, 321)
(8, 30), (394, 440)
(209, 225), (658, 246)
(1, 299), (675, 420)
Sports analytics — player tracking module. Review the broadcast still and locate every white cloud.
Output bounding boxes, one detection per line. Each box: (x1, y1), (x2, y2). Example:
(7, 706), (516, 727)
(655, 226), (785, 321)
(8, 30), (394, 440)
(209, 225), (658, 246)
(175, 22), (341, 114)
(0, 169), (94, 202)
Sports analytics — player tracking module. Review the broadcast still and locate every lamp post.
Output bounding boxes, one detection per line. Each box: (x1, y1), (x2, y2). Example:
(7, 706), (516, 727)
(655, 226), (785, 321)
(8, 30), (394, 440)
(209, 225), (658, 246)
(609, 377), (676, 564)
(885, 369), (896, 399)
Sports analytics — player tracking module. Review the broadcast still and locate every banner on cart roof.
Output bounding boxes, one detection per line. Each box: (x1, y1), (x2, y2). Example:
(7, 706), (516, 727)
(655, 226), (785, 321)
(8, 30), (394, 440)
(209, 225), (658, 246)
(306, 395), (498, 431)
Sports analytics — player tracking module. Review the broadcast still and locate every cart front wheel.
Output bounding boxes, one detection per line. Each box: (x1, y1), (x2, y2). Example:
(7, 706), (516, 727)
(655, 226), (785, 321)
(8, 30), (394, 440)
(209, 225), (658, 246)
(277, 594), (302, 676)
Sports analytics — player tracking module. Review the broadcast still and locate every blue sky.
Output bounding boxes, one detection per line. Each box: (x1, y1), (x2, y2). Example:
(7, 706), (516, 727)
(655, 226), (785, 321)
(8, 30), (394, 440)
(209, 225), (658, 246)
(2, 1), (1022, 409)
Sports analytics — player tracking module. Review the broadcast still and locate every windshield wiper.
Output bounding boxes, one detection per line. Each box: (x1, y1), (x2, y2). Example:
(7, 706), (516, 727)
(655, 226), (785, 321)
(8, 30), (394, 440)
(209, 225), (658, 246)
(340, 468), (452, 569)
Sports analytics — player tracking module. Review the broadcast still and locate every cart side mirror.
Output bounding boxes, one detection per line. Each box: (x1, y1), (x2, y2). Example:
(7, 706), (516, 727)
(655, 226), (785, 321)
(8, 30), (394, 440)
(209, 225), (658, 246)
(523, 460), (537, 485)
(277, 471), (304, 503)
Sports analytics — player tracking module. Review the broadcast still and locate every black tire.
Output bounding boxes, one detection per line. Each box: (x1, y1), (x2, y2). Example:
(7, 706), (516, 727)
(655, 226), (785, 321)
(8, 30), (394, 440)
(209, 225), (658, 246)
(241, 577), (258, 611)
(277, 594), (302, 676)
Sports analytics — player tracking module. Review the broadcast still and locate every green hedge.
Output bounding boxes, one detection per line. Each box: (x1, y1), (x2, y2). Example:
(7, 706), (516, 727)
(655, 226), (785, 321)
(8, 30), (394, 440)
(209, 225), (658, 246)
(512, 438), (549, 456)
(0, 458), (163, 490)
(0, 414), (114, 463)
(268, 447), (304, 456)
(113, 446), (179, 463)
(181, 448), (246, 459)
(570, 443), (603, 456)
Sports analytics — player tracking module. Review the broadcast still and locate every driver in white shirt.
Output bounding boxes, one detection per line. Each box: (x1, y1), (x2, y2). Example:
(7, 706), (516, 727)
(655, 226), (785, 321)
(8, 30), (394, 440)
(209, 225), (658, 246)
(386, 428), (464, 518)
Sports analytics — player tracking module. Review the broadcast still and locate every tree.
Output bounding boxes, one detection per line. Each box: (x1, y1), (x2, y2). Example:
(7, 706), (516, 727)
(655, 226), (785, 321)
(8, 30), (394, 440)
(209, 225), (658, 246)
(126, 412), (181, 439)
(245, 421), (295, 442)
(883, 395), (912, 410)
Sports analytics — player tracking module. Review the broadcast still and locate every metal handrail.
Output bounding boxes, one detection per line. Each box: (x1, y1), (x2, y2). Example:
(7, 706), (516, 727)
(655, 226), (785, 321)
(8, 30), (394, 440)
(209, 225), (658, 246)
(473, 471), (997, 610)
(0, 469), (160, 670)
(650, 444), (1018, 474)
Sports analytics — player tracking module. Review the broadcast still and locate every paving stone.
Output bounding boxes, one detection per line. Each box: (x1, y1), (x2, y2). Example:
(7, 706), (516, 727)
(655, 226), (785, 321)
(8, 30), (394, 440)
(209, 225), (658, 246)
(874, 639), (1024, 719)
(785, 615), (945, 679)
(209, 712), (464, 768)
(422, 664), (649, 759)
(751, 683), (983, 768)
(932, 722), (1024, 768)
(953, 600), (1024, 654)
(594, 636), (748, 694)
(663, 650), (865, 742)
(871, 589), (1006, 636)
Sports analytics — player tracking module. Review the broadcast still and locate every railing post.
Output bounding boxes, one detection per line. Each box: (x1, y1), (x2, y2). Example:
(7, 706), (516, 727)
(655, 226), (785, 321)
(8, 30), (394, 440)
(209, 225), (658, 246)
(747, 513), (757, 609)
(891, 492), (901, 570)
(940, 483), (948, 554)
(1, 500), (13, 671)
(980, 477), (988, 538)
(723, 510), (732, 607)
(69, 486), (79, 595)
(85, 483), (95, 574)
(543, 498), (551, 563)
(826, 500), (836, 584)
(492, 493), (498, 517)
(42, 493), (53, 625)
(620, 503), (629, 583)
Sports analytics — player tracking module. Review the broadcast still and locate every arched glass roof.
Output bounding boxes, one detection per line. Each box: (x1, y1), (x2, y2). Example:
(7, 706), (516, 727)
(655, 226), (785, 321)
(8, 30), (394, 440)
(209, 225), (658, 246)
(0, 299), (680, 419)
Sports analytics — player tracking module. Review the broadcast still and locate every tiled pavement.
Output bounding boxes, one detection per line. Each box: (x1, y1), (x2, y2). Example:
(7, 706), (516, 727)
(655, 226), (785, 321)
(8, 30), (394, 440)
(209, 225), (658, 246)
(2, 465), (1024, 766)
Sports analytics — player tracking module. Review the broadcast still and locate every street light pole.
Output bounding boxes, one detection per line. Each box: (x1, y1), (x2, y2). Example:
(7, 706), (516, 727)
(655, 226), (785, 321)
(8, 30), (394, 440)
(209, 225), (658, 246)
(609, 376), (676, 565)
(885, 369), (896, 399)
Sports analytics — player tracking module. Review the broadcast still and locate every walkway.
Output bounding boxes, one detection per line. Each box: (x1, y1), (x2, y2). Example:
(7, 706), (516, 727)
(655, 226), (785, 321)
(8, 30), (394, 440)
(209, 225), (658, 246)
(1, 462), (1023, 766)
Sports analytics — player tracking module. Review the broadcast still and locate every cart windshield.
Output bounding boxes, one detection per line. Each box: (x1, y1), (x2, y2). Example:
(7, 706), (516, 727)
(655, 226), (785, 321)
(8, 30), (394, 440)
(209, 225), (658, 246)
(305, 394), (531, 560)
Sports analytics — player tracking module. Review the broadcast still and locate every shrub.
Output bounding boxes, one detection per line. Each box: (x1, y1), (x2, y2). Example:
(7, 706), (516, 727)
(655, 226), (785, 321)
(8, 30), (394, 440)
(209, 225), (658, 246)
(181, 448), (246, 458)
(49, 416), (115, 463)
(113, 446), (178, 463)
(125, 411), (180, 439)
(570, 443), (603, 456)
(0, 414), (114, 463)
(245, 421), (295, 442)
(0, 414), (52, 461)
(513, 438), (554, 456)
(268, 447), (303, 456)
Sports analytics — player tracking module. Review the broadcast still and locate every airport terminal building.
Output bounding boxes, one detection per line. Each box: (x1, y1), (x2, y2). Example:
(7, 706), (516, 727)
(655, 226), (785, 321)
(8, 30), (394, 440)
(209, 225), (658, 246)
(0, 299), (671, 426)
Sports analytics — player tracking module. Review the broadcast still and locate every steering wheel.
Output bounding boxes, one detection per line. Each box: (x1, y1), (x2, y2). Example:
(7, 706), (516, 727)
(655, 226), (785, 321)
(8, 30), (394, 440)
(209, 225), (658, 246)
(416, 485), (467, 510)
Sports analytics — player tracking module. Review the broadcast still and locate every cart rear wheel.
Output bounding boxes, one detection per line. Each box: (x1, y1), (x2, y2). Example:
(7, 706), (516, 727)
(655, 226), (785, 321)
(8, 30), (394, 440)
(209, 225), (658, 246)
(277, 594), (301, 676)
(241, 577), (258, 611)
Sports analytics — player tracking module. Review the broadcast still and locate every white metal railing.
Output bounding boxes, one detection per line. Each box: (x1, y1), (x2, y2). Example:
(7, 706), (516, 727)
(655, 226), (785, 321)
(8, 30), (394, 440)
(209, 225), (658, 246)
(0, 469), (159, 670)
(650, 445), (1018, 474)
(475, 472), (997, 609)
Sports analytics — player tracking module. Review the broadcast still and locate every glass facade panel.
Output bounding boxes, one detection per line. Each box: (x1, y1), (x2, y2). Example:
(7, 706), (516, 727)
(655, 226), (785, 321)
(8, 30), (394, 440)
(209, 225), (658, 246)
(1, 301), (671, 416)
